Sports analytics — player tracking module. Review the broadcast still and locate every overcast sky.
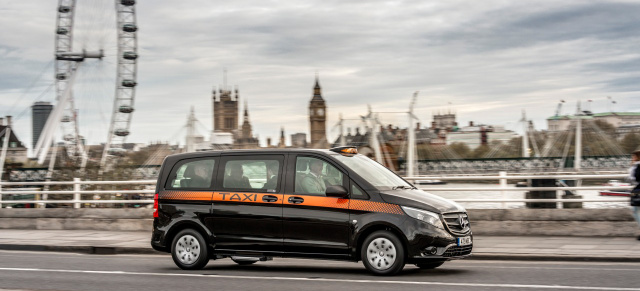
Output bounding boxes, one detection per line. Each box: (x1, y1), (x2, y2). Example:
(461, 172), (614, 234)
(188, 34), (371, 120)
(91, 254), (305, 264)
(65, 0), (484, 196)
(1, 0), (639, 149)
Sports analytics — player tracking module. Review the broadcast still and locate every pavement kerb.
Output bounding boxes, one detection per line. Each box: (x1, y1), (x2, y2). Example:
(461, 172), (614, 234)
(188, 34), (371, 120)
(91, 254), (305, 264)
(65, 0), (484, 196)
(1, 243), (639, 263)
(0, 244), (161, 255)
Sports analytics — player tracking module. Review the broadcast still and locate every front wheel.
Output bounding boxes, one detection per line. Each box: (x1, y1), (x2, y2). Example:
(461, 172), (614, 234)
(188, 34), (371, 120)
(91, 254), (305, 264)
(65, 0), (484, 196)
(171, 229), (209, 270)
(361, 230), (405, 276)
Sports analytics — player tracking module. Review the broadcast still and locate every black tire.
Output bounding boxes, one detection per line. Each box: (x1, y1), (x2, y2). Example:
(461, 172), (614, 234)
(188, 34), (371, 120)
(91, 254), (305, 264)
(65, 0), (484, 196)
(171, 229), (209, 270)
(416, 261), (445, 269)
(360, 230), (405, 276)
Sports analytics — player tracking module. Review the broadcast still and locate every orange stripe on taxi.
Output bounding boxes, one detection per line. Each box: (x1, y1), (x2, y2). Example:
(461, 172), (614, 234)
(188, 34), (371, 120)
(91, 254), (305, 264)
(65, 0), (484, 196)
(349, 199), (403, 215)
(159, 190), (213, 201)
(160, 190), (404, 215)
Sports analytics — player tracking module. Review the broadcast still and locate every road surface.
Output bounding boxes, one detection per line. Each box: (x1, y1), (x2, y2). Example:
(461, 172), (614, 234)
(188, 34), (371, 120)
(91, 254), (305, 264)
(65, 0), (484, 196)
(0, 250), (639, 291)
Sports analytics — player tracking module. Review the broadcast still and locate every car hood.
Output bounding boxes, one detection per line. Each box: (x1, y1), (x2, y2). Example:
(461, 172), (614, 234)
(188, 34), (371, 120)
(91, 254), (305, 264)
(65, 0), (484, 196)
(379, 189), (466, 214)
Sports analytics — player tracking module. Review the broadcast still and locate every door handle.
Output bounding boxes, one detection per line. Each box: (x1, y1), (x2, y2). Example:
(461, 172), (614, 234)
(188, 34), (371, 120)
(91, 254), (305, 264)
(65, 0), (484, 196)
(262, 195), (278, 203)
(288, 196), (304, 204)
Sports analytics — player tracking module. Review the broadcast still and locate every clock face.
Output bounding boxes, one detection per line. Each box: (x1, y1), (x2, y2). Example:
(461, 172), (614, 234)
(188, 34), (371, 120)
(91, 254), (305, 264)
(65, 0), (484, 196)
(317, 109), (324, 116)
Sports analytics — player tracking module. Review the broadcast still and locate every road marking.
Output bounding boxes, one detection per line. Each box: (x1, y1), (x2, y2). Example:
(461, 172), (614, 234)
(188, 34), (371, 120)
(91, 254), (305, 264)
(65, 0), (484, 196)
(464, 265), (640, 271)
(460, 260), (640, 266)
(0, 267), (639, 290)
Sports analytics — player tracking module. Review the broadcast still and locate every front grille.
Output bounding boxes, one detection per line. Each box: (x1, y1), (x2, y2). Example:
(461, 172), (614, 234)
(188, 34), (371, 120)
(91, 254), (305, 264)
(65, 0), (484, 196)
(442, 212), (471, 235)
(442, 245), (473, 257)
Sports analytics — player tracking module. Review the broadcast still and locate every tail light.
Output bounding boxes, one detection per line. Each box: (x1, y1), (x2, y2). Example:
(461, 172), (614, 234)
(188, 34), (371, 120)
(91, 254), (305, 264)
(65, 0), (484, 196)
(153, 193), (159, 218)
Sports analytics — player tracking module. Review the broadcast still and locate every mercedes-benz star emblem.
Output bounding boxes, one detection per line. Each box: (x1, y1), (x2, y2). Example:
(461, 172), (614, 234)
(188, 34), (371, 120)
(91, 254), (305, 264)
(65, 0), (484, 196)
(458, 216), (467, 228)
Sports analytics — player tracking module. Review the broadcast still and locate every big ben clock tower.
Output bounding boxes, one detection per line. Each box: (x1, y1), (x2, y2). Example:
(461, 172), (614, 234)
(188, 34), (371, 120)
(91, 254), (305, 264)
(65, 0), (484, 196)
(309, 74), (327, 148)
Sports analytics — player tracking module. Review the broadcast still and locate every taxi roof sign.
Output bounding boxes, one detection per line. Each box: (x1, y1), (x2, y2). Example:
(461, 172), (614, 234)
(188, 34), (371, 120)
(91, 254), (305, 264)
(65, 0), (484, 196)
(330, 146), (358, 155)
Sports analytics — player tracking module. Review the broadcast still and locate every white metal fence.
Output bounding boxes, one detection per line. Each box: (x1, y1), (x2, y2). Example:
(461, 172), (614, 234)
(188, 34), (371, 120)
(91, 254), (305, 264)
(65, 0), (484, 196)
(0, 172), (632, 208)
(405, 172), (631, 207)
(0, 178), (156, 208)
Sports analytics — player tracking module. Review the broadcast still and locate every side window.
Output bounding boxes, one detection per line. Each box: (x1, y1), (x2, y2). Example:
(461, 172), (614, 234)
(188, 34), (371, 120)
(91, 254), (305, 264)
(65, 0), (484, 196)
(166, 158), (216, 189)
(222, 158), (281, 192)
(295, 156), (344, 196)
(350, 182), (369, 200)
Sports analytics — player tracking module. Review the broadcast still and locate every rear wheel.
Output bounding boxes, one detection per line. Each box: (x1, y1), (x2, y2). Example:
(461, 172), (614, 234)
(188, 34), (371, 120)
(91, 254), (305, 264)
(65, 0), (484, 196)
(171, 229), (209, 270)
(416, 261), (445, 269)
(360, 230), (405, 276)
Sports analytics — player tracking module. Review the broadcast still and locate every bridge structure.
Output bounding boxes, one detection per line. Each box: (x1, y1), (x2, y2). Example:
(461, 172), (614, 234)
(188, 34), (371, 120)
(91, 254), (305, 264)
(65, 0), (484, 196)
(403, 155), (630, 174)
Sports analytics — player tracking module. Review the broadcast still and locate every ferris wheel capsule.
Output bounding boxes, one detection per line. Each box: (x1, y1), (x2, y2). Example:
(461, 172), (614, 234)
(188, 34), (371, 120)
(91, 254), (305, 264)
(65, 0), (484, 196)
(123, 24), (137, 33)
(58, 6), (71, 13)
(115, 129), (130, 137)
(121, 0), (135, 6)
(123, 51), (138, 60)
(118, 105), (134, 113)
(122, 80), (137, 87)
(56, 28), (68, 35)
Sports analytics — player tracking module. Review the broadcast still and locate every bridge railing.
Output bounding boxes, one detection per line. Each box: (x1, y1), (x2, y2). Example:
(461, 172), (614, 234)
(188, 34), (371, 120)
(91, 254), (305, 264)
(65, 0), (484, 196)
(405, 172), (631, 207)
(0, 172), (633, 208)
(0, 178), (156, 208)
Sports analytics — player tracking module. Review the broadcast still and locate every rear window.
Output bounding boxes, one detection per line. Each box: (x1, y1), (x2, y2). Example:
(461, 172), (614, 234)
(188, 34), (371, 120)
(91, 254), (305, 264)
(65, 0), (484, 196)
(166, 158), (216, 189)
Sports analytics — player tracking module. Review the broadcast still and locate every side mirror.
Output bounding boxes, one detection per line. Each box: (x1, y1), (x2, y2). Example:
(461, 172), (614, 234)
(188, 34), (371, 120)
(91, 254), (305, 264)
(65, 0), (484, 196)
(325, 185), (348, 198)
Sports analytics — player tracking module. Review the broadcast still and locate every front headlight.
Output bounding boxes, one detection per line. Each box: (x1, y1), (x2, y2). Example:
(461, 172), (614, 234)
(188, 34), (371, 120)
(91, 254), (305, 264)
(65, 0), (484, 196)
(401, 206), (444, 229)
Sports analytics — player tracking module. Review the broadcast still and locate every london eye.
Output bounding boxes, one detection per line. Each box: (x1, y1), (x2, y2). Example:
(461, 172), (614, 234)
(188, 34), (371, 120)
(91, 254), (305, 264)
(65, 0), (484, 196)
(33, 0), (138, 174)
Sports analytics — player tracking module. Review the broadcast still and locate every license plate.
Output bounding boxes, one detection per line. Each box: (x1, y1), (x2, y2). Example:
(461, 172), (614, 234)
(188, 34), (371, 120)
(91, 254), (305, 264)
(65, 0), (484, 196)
(457, 236), (472, 246)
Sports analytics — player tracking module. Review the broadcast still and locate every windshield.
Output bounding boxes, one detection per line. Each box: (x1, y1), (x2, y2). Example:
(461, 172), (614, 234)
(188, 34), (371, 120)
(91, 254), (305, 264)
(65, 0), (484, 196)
(333, 154), (413, 190)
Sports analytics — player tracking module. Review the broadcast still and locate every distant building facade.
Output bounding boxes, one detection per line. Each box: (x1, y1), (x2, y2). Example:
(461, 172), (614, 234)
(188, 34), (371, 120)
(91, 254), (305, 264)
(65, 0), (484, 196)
(446, 122), (517, 150)
(0, 116), (28, 165)
(431, 112), (457, 132)
(547, 112), (640, 136)
(210, 73), (260, 149)
(212, 85), (239, 134)
(291, 133), (307, 148)
(31, 101), (53, 148)
(234, 102), (260, 149)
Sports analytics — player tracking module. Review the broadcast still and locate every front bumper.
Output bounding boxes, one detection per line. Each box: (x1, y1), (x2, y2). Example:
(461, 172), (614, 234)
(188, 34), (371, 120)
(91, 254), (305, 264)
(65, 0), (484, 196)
(408, 243), (473, 263)
(400, 215), (473, 263)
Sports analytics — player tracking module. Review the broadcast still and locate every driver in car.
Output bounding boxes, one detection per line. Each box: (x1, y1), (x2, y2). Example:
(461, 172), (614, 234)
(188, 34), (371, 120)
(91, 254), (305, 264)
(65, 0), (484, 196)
(301, 160), (326, 194)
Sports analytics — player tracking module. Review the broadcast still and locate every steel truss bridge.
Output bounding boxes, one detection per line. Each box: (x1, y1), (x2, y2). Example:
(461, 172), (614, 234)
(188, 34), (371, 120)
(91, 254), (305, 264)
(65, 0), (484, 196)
(404, 156), (630, 174)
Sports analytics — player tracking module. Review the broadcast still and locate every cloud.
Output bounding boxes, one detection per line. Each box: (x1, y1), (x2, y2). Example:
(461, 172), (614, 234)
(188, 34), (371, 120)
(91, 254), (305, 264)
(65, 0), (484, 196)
(0, 0), (639, 151)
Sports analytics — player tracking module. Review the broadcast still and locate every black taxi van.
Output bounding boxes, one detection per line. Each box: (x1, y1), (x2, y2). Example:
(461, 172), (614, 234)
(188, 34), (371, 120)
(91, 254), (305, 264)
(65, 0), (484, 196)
(151, 147), (472, 275)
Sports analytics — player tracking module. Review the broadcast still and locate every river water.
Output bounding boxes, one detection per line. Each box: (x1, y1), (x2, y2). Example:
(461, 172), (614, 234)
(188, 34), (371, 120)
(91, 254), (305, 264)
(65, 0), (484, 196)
(421, 183), (629, 209)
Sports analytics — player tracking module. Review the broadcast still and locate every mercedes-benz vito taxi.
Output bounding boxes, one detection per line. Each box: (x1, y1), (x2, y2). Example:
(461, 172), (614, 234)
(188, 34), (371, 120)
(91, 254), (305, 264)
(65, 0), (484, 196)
(151, 147), (472, 275)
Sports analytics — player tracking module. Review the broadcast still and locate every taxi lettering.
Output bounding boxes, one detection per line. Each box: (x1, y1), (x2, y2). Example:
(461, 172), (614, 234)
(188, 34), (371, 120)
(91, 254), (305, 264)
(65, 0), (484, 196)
(218, 192), (258, 202)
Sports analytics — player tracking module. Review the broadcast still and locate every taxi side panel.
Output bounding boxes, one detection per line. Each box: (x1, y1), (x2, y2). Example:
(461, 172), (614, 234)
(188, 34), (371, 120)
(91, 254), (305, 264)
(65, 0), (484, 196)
(281, 154), (351, 257)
